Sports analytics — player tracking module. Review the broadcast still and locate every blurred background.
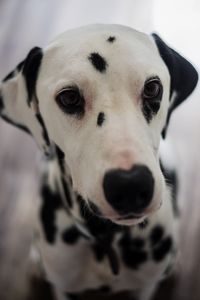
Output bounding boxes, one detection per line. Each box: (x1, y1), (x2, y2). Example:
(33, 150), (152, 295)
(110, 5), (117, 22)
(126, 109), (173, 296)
(0, 0), (200, 299)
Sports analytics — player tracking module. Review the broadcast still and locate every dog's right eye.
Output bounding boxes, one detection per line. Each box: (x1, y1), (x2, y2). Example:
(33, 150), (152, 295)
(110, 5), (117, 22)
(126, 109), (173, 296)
(55, 87), (85, 116)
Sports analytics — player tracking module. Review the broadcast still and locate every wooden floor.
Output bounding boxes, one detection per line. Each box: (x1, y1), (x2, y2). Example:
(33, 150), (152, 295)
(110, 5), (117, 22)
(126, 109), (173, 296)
(0, 1), (200, 299)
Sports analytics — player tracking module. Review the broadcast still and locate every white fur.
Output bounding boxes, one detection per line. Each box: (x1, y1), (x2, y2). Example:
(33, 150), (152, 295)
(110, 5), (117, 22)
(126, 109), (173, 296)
(36, 24), (170, 224)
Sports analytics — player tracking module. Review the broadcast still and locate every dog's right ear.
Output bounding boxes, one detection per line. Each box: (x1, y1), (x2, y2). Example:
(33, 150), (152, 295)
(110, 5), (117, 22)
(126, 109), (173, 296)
(0, 47), (52, 155)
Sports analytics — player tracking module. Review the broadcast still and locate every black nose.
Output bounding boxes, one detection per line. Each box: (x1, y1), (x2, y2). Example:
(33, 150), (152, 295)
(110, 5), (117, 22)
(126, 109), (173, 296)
(103, 165), (154, 216)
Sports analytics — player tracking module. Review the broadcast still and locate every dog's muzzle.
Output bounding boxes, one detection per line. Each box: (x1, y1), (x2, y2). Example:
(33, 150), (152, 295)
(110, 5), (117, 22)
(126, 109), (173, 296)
(103, 165), (154, 218)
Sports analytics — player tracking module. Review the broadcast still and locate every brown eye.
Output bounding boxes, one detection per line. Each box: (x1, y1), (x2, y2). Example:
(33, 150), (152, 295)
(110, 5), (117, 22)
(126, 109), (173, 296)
(55, 87), (84, 116)
(142, 77), (163, 123)
(143, 78), (162, 100)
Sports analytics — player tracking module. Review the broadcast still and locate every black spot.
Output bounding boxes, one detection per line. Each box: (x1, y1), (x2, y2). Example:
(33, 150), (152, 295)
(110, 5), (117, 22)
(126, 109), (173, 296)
(1, 114), (31, 135)
(88, 200), (102, 217)
(152, 236), (173, 262)
(40, 183), (62, 244)
(160, 160), (179, 216)
(119, 231), (145, 249)
(3, 60), (25, 82)
(88, 52), (108, 73)
(121, 247), (148, 269)
(55, 144), (65, 174)
(92, 243), (106, 262)
(150, 225), (164, 246)
(55, 144), (65, 161)
(62, 226), (82, 244)
(95, 285), (111, 294)
(66, 293), (79, 300)
(30, 277), (54, 300)
(2, 70), (15, 82)
(142, 100), (161, 123)
(138, 218), (149, 229)
(77, 195), (122, 275)
(67, 286), (111, 300)
(132, 238), (145, 249)
(168, 170), (179, 216)
(35, 112), (50, 146)
(118, 230), (131, 246)
(22, 47), (43, 105)
(97, 112), (105, 127)
(61, 177), (73, 208)
(54, 144), (73, 208)
(69, 175), (73, 186)
(119, 230), (147, 269)
(107, 36), (116, 43)
(16, 60), (25, 72)
(92, 240), (120, 275)
(0, 93), (4, 112)
(107, 246), (120, 275)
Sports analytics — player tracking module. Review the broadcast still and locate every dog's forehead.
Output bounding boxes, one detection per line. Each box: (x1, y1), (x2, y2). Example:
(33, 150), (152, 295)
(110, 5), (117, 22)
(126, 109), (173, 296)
(41, 24), (166, 81)
(48, 24), (153, 49)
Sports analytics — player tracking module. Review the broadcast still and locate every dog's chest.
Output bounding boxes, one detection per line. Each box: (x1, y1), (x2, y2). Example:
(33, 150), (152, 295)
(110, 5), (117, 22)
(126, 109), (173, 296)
(36, 198), (177, 294)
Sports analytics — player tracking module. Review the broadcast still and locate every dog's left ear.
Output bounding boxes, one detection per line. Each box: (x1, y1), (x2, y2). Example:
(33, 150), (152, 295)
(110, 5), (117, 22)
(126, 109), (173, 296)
(152, 33), (198, 138)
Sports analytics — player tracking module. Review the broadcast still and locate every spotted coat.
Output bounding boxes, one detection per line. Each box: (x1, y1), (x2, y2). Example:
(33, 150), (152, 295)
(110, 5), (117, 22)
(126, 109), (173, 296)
(0, 24), (198, 300)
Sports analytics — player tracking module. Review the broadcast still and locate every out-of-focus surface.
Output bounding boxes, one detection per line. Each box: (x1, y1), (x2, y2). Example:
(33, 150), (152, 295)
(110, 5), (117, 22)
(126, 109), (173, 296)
(0, 0), (200, 299)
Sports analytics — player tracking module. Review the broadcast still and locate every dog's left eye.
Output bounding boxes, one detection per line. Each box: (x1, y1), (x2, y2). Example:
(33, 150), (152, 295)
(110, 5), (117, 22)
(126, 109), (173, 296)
(142, 77), (162, 100)
(142, 77), (163, 122)
(55, 87), (84, 116)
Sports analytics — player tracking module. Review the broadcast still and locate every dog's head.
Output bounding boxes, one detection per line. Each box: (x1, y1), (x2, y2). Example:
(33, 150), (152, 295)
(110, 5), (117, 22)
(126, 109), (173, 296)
(0, 24), (198, 226)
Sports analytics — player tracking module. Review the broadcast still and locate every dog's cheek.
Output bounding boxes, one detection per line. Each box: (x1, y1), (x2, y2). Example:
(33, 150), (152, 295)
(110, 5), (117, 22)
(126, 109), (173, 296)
(70, 155), (112, 216)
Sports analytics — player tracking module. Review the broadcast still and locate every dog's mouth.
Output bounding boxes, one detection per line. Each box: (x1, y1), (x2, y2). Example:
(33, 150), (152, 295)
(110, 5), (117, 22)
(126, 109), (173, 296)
(117, 213), (143, 220)
(88, 201), (146, 226)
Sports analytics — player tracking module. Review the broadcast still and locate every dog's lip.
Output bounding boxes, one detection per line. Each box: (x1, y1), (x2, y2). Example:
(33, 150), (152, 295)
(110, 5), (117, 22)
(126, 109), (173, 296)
(99, 213), (146, 226)
(113, 216), (146, 226)
(116, 213), (144, 220)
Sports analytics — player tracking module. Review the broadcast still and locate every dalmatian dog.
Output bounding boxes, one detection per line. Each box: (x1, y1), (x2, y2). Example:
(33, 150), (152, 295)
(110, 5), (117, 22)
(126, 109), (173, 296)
(0, 24), (198, 300)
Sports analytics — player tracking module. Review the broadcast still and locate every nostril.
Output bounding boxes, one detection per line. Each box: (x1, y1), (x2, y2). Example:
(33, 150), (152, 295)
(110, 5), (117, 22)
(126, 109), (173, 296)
(103, 165), (154, 215)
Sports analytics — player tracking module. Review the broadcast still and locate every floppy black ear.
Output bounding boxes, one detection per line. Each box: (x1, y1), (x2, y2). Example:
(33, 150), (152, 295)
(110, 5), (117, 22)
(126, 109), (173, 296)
(152, 33), (198, 138)
(0, 47), (51, 155)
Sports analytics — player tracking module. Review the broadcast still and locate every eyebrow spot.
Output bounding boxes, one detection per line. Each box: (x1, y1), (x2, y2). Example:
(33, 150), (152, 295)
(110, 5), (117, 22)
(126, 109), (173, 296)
(88, 52), (108, 73)
(107, 36), (116, 43)
(97, 112), (105, 127)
